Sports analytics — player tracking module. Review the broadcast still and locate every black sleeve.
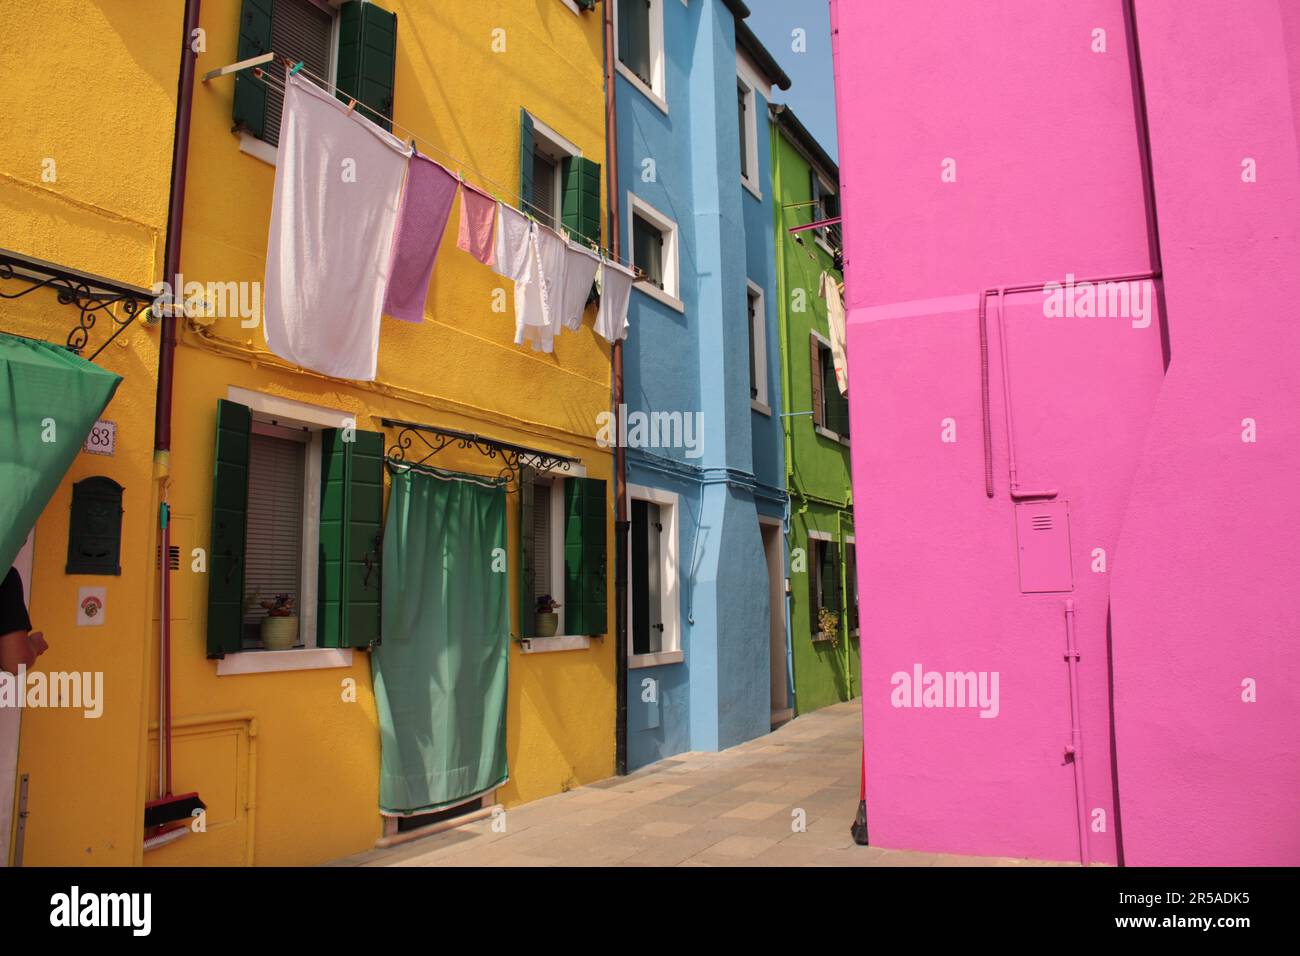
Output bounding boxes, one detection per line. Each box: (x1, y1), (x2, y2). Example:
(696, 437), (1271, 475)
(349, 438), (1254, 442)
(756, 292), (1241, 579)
(0, 567), (32, 635)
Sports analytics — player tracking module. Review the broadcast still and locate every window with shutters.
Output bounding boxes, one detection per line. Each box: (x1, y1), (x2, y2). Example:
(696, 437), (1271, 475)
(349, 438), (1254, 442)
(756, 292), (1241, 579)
(747, 280), (769, 413)
(627, 484), (681, 667)
(233, 0), (398, 163)
(628, 193), (682, 311)
(615, 0), (666, 112)
(521, 112), (595, 240)
(845, 540), (859, 636)
(811, 331), (850, 444)
(808, 535), (842, 642)
(811, 171), (840, 250)
(519, 471), (609, 643)
(206, 389), (384, 669)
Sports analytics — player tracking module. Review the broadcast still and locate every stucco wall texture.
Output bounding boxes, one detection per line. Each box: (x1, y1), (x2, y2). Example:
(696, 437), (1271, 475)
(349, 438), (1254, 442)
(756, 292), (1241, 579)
(832, 0), (1299, 865)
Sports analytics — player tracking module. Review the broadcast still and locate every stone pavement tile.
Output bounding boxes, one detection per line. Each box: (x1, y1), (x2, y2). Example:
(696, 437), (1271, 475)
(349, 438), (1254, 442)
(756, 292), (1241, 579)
(809, 846), (889, 866)
(929, 853), (1024, 867)
(734, 777), (787, 793)
(634, 820), (695, 839)
(872, 849), (939, 867)
(745, 840), (833, 867)
(622, 830), (732, 866)
(681, 833), (781, 863)
(720, 800), (787, 822)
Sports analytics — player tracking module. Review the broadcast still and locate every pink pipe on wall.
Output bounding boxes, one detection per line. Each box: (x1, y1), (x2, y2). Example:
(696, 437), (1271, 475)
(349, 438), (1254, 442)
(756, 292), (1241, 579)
(1063, 599), (1090, 866)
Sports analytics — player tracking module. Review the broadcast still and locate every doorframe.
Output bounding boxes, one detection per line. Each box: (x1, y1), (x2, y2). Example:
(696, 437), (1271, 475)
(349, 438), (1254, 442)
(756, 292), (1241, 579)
(758, 515), (792, 726)
(2, 531), (34, 866)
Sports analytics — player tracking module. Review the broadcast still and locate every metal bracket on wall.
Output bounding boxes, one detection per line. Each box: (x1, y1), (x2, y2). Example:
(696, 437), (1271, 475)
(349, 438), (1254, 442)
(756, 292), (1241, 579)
(381, 418), (576, 487)
(0, 249), (156, 359)
(13, 774), (28, 867)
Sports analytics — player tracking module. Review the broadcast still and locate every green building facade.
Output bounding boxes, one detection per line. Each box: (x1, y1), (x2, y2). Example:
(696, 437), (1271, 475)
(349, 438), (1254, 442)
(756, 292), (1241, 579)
(770, 105), (859, 715)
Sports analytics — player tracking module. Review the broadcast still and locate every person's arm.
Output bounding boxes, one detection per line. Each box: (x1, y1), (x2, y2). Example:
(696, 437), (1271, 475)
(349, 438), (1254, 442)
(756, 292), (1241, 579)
(0, 566), (38, 675)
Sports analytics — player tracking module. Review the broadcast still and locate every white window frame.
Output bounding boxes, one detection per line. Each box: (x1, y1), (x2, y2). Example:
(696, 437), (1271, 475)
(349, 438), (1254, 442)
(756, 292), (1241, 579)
(519, 462), (599, 655)
(524, 113), (582, 231)
(627, 192), (684, 312)
(812, 170), (838, 256)
(747, 279), (770, 414)
(613, 0), (669, 115)
(217, 387), (356, 676)
(736, 48), (769, 200)
(627, 483), (683, 669)
(238, 0), (344, 168)
(810, 328), (849, 446)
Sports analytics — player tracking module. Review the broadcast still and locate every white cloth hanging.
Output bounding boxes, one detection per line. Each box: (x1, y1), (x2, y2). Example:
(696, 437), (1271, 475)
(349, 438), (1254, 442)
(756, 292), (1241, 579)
(555, 239), (602, 333)
(820, 270), (848, 395)
(594, 258), (635, 343)
(263, 72), (411, 381)
(519, 223), (569, 353)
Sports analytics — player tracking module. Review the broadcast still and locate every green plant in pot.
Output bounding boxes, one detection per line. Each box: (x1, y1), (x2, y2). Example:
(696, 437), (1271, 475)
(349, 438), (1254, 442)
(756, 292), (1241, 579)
(536, 595), (560, 638)
(259, 593), (298, 650)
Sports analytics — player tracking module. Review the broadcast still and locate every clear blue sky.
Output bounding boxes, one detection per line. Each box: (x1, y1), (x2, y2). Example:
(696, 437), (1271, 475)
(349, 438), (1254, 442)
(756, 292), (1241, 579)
(745, 0), (839, 162)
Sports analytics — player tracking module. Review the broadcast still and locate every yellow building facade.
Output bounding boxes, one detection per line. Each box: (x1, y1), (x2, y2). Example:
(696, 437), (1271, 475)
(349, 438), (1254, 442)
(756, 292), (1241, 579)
(2, 0), (616, 866)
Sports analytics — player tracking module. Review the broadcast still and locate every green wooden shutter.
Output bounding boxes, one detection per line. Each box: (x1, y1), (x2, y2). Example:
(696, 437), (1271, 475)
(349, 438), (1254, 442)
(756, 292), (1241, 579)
(336, 0), (397, 132)
(206, 400), (251, 658)
(318, 428), (385, 649)
(809, 540), (820, 635)
(519, 109), (536, 215)
(630, 499), (650, 654)
(561, 156), (602, 247)
(518, 469), (536, 638)
(564, 477), (608, 636)
(232, 0), (275, 139)
(345, 430), (384, 647)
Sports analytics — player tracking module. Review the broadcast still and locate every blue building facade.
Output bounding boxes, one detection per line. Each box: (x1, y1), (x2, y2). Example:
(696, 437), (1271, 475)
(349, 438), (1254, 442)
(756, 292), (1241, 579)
(615, 0), (791, 770)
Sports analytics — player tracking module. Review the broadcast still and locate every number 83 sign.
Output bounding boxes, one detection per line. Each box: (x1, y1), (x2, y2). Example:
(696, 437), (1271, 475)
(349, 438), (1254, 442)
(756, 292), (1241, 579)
(83, 419), (116, 457)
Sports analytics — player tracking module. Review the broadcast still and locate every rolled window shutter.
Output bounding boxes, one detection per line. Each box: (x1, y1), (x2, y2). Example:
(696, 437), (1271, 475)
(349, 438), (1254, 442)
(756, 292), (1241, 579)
(564, 477), (608, 636)
(206, 400), (252, 658)
(561, 156), (602, 247)
(232, 0), (275, 139)
(263, 0), (335, 147)
(243, 433), (306, 640)
(810, 336), (825, 428)
(519, 110), (536, 215)
(337, 0), (398, 132)
(519, 468), (536, 638)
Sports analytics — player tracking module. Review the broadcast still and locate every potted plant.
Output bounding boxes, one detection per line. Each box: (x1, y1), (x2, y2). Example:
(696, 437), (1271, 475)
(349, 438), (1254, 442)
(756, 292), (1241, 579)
(536, 595), (560, 638)
(817, 606), (841, 647)
(259, 593), (298, 650)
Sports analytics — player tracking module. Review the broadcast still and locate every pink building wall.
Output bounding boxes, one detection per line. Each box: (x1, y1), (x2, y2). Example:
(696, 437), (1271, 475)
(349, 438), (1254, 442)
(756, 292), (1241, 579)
(831, 0), (1300, 865)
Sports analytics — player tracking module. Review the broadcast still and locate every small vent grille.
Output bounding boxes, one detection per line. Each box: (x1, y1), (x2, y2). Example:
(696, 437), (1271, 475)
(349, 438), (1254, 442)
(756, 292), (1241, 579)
(157, 545), (181, 571)
(1031, 515), (1054, 531)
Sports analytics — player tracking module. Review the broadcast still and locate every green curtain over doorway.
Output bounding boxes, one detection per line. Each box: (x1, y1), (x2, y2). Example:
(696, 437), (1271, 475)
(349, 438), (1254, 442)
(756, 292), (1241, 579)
(0, 333), (122, 572)
(373, 464), (510, 815)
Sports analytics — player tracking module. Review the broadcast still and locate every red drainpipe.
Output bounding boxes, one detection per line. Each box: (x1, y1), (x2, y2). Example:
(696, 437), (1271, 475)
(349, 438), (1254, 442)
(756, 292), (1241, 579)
(155, 0), (202, 455)
(603, 0), (629, 777)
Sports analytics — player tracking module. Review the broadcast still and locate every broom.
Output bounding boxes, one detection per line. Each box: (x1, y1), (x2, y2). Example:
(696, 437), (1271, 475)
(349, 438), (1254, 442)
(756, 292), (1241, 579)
(144, 500), (204, 844)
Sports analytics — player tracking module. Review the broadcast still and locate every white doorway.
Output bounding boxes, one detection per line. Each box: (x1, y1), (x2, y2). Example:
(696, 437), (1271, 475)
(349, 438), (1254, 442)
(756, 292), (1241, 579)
(760, 518), (791, 726)
(2, 531), (33, 865)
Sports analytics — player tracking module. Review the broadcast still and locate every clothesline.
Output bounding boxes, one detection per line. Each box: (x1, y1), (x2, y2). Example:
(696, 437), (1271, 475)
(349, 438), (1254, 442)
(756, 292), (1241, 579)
(251, 57), (640, 274)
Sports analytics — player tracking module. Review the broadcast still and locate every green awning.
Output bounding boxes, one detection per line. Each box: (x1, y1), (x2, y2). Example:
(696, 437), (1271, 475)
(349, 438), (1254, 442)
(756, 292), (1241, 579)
(0, 333), (123, 572)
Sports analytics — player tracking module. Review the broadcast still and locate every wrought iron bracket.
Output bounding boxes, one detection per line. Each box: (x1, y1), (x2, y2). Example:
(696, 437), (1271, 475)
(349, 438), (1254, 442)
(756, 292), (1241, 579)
(381, 418), (576, 487)
(0, 249), (157, 358)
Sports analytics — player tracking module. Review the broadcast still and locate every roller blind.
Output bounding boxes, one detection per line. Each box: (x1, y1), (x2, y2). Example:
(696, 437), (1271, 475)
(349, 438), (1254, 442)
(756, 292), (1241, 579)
(242, 430), (306, 642)
(532, 481), (553, 604)
(263, 0), (335, 147)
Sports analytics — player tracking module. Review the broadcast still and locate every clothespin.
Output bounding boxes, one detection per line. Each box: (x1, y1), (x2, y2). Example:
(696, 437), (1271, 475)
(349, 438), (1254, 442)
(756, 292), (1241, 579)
(346, 98), (357, 115)
(289, 60), (305, 77)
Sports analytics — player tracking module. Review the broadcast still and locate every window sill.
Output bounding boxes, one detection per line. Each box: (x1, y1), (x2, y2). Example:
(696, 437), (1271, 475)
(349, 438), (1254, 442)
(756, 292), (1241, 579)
(518, 634), (593, 654)
(629, 649), (684, 669)
(811, 632), (837, 644)
(216, 647), (354, 676)
(616, 62), (668, 115)
(741, 176), (763, 201)
(634, 281), (685, 314)
(815, 425), (850, 447)
(751, 399), (772, 416)
(239, 132), (277, 167)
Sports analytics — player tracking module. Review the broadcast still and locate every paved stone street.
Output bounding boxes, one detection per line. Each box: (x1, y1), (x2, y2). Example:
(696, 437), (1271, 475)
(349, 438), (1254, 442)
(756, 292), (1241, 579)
(333, 701), (1059, 867)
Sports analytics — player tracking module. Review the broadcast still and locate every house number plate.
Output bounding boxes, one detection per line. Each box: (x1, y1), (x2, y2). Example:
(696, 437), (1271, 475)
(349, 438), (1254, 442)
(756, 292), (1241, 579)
(83, 420), (116, 457)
